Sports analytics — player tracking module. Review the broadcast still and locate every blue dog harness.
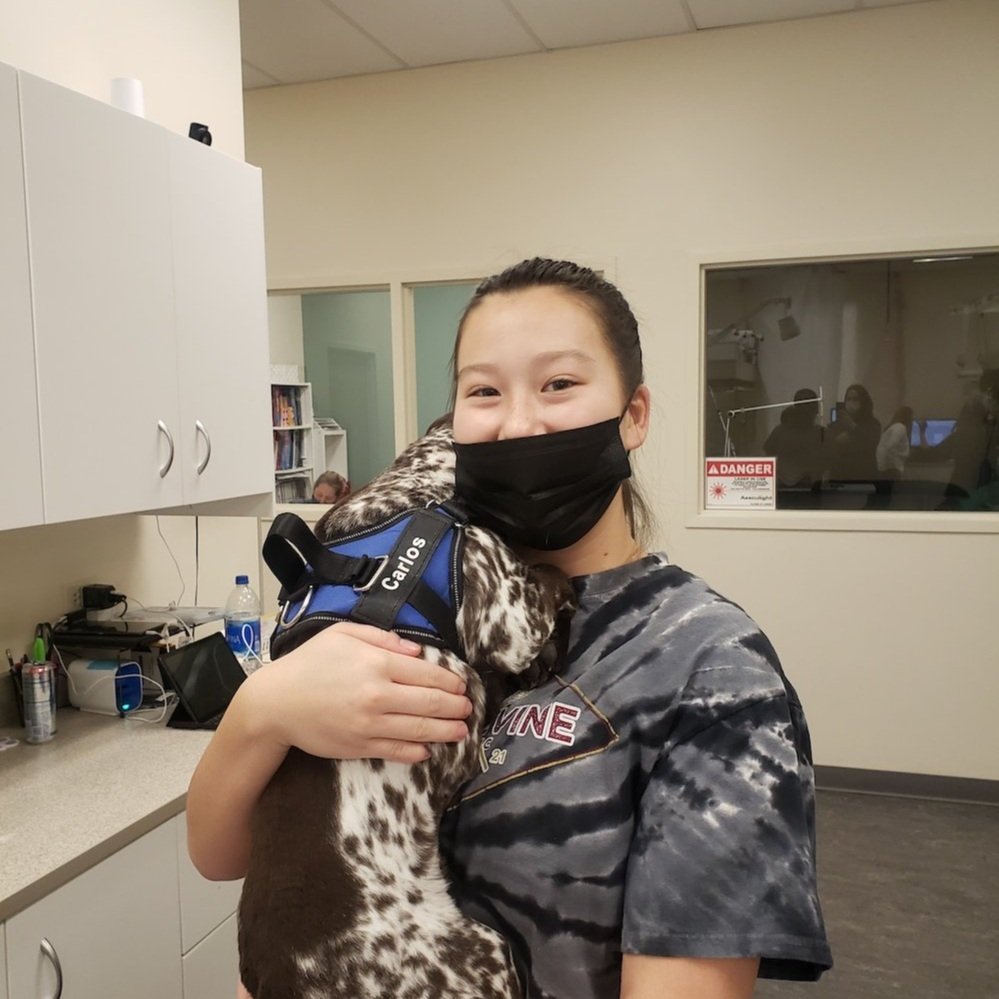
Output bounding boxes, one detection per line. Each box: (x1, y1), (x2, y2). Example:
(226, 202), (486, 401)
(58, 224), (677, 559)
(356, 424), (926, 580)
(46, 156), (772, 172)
(264, 504), (466, 660)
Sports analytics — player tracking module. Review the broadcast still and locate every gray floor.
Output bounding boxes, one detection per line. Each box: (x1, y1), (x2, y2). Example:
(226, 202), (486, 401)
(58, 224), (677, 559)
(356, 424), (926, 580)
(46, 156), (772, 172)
(756, 789), (999, 998)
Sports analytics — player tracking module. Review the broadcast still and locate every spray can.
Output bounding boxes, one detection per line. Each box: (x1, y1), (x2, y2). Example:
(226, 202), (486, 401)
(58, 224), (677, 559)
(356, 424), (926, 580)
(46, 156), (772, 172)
(23, 663), (57, 744)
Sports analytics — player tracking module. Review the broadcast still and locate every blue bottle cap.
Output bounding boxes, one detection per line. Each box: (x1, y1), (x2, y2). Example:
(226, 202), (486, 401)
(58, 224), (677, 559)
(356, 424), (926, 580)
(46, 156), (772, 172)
(235, 574), (249, 585)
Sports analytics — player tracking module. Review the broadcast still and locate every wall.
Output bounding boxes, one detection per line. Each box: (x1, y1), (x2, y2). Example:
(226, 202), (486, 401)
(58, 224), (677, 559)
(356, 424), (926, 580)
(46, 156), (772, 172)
(0, 0), (257, 726)
(244, 0), (999, 780)
(0, 0), (245, 159)
(267, 294), (305, 370)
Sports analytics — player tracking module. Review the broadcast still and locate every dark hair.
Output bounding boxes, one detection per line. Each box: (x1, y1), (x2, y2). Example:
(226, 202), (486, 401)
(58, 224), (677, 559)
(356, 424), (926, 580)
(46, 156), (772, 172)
(844, 383), (875, 420)
(889, 406), (914, 432)
(450, 257), (654, 546)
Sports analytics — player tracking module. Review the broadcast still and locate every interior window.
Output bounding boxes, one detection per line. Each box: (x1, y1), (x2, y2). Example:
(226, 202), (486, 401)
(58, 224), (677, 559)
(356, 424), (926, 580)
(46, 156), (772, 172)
(704, 253), (999, 512)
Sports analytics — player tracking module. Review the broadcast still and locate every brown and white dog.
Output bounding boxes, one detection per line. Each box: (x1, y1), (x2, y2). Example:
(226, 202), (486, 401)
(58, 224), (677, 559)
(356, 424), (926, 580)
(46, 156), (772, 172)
(237, 417), (575, 999)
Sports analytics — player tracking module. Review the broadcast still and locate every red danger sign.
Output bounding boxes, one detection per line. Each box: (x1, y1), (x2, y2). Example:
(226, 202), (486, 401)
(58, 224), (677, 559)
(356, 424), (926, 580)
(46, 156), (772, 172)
(705, 457), (776, 510)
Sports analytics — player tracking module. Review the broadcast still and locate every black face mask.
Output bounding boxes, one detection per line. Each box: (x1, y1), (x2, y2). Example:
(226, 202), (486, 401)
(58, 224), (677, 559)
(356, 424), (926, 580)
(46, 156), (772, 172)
(452, 417), (632, 551)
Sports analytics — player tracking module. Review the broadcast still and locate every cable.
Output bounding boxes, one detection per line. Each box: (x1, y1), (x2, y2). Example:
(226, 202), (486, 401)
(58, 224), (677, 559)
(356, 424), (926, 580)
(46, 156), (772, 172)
(155, 514), (186, 607)
(194, 515), (200, 607)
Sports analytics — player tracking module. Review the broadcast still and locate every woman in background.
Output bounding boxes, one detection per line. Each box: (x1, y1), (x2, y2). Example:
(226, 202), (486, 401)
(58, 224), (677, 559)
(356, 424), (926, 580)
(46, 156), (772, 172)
(827, 383), (881, 485)
(872, 405), (914, 508)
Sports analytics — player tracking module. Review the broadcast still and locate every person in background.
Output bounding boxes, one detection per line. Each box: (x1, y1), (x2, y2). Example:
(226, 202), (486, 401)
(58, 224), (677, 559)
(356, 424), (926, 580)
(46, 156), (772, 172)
(910, 369), (999, 508)
(763, 388), (825, 506)
(826, 383), (881, 485)
(189, 258), (831, 998)
(872, 405), (914, 508)
(311, 470), (350, 505)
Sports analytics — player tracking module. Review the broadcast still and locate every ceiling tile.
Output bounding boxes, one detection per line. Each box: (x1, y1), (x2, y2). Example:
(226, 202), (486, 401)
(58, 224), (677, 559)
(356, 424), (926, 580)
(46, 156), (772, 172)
(239, 0), (404, 85)
(331, 0), (542, 67)
(687, 0), (855, 30)
(241, 62), (281, 90)
(510, 0), (692, 49)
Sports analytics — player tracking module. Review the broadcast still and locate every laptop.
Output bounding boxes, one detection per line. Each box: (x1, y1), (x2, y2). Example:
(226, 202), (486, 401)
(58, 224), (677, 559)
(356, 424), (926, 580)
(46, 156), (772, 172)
(157, 631), (248, 730)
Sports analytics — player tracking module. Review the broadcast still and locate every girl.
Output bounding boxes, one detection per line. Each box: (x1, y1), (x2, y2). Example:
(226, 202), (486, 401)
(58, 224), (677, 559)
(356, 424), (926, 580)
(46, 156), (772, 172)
(188, 258), (831, 998)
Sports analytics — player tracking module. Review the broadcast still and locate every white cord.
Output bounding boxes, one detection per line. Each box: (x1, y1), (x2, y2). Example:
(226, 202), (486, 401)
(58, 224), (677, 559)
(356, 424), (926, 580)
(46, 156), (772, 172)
(155, 514), (187, 607)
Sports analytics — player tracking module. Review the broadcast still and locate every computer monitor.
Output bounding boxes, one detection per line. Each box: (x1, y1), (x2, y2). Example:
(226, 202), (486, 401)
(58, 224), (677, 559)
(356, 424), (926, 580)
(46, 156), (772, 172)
(157, 631), (247, 729)
(911, 419), (956, 447)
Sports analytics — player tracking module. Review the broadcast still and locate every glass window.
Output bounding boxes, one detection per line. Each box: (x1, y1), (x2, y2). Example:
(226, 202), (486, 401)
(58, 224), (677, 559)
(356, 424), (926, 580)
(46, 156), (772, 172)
(704, 252), (999, 512)
(302, 288), (394, 491)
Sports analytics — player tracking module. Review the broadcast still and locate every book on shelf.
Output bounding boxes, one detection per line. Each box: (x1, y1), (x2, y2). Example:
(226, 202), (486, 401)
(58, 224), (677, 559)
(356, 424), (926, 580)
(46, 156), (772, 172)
(273, 429), (306, 471)
(271, 385), (303, 427)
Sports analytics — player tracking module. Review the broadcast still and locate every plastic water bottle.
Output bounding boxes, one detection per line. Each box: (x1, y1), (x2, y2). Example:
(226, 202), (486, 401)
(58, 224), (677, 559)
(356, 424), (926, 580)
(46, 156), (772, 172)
(224, 574), (261, 670)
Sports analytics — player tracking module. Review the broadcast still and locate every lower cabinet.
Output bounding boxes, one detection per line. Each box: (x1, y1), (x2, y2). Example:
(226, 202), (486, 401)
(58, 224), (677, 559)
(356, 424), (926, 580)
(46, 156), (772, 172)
(4, 813), (242, 999)
(5, 820), (182, 999)
(1, 922), (8, 999)
(183, 913), (238, 999)
(176, 811), (243, 995)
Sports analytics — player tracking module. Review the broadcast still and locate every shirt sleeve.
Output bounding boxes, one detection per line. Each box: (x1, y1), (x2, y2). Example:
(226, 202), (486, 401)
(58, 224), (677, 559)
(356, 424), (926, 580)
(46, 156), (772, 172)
(620, 655), (833, 981)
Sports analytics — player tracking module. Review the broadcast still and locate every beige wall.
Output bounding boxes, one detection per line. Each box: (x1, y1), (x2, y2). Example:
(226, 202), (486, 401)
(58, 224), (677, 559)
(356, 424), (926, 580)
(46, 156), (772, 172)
(244, 0), (999, 779)
(0, 0), (260, 726)
(0, 0), (246, 159)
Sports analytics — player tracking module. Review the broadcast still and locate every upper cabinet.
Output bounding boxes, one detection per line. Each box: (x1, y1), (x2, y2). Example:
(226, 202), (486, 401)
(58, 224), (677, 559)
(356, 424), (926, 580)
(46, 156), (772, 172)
(0, 64), (43, 531)
(167, 133), (273, 504)
(10, 67), (272, 527)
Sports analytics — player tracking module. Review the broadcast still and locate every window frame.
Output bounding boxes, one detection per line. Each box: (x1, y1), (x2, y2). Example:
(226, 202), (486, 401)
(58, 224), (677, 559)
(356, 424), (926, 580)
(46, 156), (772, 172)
(687, 240), (999, 535)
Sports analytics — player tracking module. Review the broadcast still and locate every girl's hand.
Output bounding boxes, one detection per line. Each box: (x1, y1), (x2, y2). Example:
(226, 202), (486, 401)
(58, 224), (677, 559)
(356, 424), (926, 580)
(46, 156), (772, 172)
(237, 622), (472, 764)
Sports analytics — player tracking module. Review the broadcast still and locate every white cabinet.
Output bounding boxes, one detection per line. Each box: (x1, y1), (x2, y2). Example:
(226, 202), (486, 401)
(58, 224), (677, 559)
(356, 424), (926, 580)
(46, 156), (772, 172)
(175, 812), (242, 954)
(168, 134), (273, 505)
(19, 70), (183, 523)
(5, 821), (182, 999)
(15, 68), (272, 526)
(182, 913), (238, 999)
(0, 64), (43, 531)
(1, 920), (8, 999)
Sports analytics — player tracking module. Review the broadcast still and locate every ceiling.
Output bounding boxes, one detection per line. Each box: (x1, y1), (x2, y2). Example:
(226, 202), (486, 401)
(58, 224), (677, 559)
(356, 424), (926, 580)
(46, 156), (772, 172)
(239, 0), (938, 90)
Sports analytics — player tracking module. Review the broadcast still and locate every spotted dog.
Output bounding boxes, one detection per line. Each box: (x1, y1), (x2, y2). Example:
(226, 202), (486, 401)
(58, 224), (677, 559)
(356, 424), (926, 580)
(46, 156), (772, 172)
(238, 418), (576, 999)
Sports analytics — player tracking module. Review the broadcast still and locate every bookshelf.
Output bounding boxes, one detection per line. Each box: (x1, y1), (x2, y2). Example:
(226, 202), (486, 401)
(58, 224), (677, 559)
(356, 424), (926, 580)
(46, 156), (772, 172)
(271, 381), (349, 503)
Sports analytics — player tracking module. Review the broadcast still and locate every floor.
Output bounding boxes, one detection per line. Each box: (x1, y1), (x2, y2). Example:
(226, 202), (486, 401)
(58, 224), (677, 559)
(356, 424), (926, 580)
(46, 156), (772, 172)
(756, 789), (999, 998)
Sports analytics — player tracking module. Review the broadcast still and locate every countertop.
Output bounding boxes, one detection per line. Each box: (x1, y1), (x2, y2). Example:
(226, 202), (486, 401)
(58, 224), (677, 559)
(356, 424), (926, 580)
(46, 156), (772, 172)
(0, 708), (213, 922)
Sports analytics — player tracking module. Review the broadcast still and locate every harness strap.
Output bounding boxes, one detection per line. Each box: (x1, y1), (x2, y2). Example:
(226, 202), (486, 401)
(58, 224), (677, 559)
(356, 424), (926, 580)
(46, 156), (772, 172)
(263, 512), (383, 600)
(406, 580), (462, 658)
(350, 507), (457, 644)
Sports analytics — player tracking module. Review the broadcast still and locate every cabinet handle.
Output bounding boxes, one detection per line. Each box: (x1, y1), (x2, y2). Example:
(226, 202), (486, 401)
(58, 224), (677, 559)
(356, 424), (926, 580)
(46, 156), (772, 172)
(195, 419), (212, 474)
(157, 420), (175, 478)
(40, 937), (64, 999)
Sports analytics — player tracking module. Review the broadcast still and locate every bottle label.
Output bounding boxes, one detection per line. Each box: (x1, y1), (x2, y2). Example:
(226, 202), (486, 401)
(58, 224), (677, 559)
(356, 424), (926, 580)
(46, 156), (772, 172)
(226, 618), (261, 661)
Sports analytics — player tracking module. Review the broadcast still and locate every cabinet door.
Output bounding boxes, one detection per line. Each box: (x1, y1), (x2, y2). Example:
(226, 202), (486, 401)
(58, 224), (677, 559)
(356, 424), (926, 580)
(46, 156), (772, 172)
(1, 921), (8, 999)
(0, 63), (43, 530)
(168, 134), (273, 504)
(182, 913), (239, 999)
(6, 821), (182, 999)
(175, 813), (242, 953)
(19, 72), (184, 523)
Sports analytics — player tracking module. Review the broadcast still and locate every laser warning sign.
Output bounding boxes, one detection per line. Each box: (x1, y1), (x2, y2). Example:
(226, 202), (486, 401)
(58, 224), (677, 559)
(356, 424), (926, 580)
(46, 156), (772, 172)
(705, 457), (776, 510)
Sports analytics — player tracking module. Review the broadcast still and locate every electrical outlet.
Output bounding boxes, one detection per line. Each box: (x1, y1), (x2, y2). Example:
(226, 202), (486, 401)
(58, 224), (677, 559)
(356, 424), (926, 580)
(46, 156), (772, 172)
(71, 588), (83, 610)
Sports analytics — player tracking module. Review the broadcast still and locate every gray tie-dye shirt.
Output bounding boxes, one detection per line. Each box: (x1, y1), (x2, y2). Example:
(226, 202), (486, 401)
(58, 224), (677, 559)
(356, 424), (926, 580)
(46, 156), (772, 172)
(440, 554), (832, 999)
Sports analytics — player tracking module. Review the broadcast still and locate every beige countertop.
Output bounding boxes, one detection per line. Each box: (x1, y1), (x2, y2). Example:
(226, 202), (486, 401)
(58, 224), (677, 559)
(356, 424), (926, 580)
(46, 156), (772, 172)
(0, 708), (213, 922)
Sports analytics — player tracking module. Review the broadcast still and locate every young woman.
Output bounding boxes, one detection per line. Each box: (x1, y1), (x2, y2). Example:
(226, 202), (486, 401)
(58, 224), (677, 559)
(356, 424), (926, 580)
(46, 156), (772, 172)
(188, 259), (831, 998)
(827, 383), (881, 484)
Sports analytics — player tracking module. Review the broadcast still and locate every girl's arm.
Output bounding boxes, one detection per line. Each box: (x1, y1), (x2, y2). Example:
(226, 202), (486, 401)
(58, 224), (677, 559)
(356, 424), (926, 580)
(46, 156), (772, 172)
(621, 955), (759, 999)
(186, 622), (472, 881)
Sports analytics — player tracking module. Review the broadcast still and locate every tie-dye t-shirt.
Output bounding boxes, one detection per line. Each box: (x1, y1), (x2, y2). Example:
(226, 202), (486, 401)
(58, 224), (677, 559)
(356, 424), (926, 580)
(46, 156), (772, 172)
(439, 554), (832, 999)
